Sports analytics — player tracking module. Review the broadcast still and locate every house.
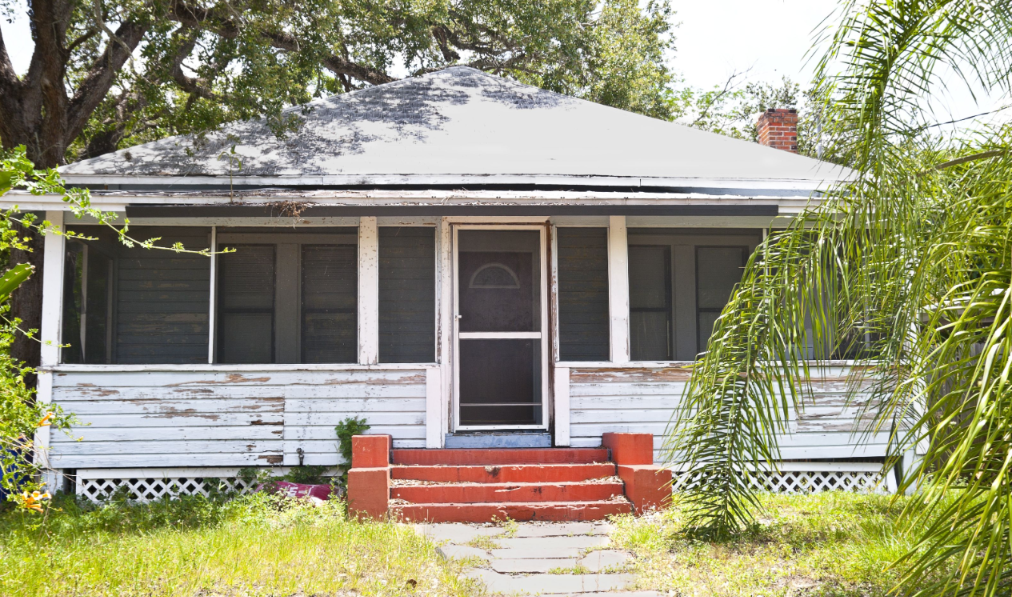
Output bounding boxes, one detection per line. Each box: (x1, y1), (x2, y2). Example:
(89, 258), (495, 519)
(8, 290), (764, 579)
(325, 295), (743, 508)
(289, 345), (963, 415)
(10, 67), (894, 521)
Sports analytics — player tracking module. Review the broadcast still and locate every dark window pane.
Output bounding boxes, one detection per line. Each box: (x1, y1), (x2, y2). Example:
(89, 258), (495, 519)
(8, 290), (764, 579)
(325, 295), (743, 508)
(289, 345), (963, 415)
(557, 228), (609, 361)
(302, 245), (357, 363)
(458, 230), (541, 333)
(697, 310), (721, 353)
(61, 243), (85, 364)
(379, 227), (435, 363)
(696, 247), (746, 352)
(697, 247), (745, 309)
(459, 339), (541, 426)
(629, 245), (671, 360)
(63, 242), (112, 364)
(63, 226), (211, 364)
(218, 245), (275, 364)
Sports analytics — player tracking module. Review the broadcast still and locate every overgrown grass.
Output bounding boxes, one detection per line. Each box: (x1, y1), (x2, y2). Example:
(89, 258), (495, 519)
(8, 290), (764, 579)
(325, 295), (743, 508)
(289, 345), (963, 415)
(0, 492), (482, 597)
(610, 491), (954, 597)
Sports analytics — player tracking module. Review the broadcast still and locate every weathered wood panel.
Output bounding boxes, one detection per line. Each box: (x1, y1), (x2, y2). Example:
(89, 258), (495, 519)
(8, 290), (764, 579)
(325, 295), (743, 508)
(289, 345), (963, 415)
(50, 367), (428, 469)
(568, 365), (889, 464)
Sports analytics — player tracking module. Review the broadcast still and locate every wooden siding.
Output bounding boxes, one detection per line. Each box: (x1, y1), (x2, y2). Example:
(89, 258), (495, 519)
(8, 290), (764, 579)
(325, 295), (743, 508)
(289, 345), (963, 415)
(49, 368), (429, 468)
(568, 365), (889, 464)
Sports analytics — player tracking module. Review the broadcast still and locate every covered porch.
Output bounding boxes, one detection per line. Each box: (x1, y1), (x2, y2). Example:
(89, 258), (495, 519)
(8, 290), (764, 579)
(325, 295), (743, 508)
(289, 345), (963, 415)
(32, 208), (892, 503)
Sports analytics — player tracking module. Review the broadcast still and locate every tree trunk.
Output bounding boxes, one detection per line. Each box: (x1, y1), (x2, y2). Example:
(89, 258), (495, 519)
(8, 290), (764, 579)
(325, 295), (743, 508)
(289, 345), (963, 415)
(8, 223), (46, 385)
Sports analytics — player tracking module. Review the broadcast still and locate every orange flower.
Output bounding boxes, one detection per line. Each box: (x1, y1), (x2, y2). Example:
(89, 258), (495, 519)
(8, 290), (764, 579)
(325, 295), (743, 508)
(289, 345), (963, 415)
(20, 490), (51, 513)
(37, 412), (54, 427)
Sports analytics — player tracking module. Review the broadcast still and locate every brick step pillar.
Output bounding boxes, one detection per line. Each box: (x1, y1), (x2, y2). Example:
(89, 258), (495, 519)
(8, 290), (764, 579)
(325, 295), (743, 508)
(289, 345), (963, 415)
(602, 432), (672, 514)
(347, 434), (391, 520)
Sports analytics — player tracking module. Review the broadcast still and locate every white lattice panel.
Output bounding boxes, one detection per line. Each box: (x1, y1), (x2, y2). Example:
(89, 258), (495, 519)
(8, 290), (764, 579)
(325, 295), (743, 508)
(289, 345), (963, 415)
(76, 468), (257, 503)
(672, 466), (888, 494)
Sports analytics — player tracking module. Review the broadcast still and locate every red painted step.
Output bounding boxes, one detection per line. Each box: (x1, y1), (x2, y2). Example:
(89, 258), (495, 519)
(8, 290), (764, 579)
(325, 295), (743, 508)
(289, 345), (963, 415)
(392, 463), (616, 484)
(391, 499), (634, 523)
(392, 481), (624, 504)
(392, 448), (609, 466)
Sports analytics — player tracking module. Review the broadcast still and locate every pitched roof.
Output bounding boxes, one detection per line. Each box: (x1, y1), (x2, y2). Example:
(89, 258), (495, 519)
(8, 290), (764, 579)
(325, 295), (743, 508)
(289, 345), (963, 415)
(60, 67), (850, 194)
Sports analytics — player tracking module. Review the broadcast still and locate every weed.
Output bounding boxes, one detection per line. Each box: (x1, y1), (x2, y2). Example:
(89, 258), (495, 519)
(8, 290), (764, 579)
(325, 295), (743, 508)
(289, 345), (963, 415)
(467, 535), (502, 550)
(0, 492), (483, 597)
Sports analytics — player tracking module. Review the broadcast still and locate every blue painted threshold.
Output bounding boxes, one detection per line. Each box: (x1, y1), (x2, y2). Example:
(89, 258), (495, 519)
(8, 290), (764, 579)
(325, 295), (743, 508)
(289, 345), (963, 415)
(444, 432), (552, 449)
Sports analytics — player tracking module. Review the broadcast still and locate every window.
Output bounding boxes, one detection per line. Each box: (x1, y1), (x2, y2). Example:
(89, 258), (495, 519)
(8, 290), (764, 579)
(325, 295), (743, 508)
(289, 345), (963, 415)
(629, 245), (672, 360)
(379, 227), (435, 363)
(216, 228), (357, 364)
(556, 228), (609, 361)
(627, 229), (759, 361)
(61, 226), (212, 364)
(696, 247), (747, 353)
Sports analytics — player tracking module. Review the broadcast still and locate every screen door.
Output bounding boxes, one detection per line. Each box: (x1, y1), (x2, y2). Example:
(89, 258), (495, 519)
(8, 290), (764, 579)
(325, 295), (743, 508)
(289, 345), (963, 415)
(453, 227), (548, 429)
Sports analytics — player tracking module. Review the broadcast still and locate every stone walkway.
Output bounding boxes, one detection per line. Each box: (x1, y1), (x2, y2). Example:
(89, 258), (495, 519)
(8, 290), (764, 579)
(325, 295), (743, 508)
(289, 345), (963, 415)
(416, 522), (662, 596)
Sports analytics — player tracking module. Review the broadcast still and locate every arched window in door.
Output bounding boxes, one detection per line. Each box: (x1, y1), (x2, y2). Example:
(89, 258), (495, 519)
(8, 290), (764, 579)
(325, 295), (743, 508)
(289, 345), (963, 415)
(469, 263), (521, 289)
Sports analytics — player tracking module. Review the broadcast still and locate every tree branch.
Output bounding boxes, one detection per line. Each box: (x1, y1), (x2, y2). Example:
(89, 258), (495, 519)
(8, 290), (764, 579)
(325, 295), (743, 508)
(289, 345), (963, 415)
(0, 25), (18, 90)
(0, 25), (24, 149)
(169, 29), (221, 101)
(168, 0), (394, 86)
(65, 20), (148, 149)
(322, 56), (394, 86)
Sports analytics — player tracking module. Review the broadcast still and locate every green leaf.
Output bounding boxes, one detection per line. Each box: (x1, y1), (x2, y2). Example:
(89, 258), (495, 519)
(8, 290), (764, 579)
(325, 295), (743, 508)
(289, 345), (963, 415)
(0, 264), (34, 303)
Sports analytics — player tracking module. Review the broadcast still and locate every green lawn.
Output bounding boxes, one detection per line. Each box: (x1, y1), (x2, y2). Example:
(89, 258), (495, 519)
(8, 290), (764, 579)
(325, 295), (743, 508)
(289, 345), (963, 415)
(2, 491), (954, 597)
(0, 493), (482, 597)
(610, 492), (947, 597)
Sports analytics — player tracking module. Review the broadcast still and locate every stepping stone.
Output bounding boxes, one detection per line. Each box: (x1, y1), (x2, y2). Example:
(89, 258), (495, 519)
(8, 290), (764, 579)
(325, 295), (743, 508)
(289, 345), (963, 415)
(465, 570), (635, 594)
(511, 522), (599, 537)
(492, 546), (585, 559)
(436, 544), (491, 561)
(491, 557), (578, 573)
(496, 535), (610, 550)
(417, 523), (504, 544)
(553, 592), (662, 597)
(579, 550), (631, 572)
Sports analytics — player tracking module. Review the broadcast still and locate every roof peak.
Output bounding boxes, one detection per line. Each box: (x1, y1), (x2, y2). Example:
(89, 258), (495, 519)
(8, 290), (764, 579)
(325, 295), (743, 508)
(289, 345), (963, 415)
(61, 67), (851, 193)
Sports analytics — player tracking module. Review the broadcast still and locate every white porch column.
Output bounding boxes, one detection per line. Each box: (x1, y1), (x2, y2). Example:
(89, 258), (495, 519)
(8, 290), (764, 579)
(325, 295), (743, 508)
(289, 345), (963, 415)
(553, 367), (571, 446)
(358, 217), (379, 365)
(37, 210), (66, 490)
(434, 217), (453, 446)
(607, 215), (630, 363)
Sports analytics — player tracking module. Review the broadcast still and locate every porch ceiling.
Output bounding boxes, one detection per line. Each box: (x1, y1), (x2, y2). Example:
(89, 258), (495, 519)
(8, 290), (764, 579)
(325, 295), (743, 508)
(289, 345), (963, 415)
(57, 67), (852, 195)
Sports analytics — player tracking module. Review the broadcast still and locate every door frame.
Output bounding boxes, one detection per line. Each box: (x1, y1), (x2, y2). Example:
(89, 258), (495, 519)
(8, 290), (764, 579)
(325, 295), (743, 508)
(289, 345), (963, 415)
(452, 224), (550, 432)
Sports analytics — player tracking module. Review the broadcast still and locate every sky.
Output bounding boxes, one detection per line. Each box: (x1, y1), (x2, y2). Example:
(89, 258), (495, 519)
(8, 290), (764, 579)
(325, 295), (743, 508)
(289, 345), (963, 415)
(0, 0), (1005, 127)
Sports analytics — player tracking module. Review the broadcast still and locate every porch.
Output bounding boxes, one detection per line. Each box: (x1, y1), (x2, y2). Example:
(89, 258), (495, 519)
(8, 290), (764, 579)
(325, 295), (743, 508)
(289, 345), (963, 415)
(35, 211), (894, 505)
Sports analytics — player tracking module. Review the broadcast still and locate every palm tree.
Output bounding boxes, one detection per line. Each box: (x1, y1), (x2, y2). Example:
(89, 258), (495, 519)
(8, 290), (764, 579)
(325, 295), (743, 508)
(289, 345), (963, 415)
(668, 2), (1012, 595)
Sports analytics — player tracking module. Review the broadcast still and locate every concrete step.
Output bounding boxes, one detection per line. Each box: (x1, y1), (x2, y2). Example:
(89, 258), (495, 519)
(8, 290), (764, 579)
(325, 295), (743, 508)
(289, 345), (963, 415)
(392, 481), (625, 504)
(391, 448), (610, 466)
(392, 462), (617, 483)
(391, 499), (633, 523)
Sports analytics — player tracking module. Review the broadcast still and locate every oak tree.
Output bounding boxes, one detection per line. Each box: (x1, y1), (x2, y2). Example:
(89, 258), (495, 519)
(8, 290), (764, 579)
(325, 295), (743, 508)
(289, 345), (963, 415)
(0, 0), (676, 370)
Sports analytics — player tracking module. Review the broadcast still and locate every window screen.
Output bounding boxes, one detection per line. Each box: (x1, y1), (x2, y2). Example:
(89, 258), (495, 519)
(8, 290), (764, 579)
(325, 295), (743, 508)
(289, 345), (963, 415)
(218, 246), (275, 364)
(215, 228), (357, 364)
(629, 245), (672, 360)
(302, 245), (357, 363)
(61, 227), (211, 364)
(696, 247), (746, 352)
(379, 227), (435, 363)
(556, 228), (609, 361)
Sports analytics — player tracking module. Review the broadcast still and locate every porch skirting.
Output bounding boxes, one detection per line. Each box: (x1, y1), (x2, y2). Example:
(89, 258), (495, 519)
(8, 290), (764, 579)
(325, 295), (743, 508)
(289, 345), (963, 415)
(72, 460), (891, 504)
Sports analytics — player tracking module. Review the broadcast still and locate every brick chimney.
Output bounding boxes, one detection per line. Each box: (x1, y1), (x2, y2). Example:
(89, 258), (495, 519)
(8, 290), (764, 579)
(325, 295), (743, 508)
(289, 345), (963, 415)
(756, 108), (798, 153)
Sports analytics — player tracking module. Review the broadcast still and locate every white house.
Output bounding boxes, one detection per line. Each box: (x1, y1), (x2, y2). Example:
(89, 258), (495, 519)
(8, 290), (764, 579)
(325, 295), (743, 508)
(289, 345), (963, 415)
(7, 67), (893, 514)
